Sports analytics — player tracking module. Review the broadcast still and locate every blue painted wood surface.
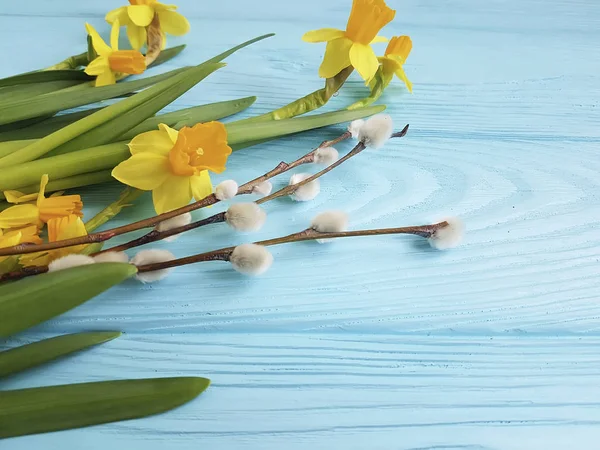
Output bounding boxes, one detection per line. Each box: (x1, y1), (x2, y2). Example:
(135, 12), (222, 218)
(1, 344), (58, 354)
(2, 0), (600, 448)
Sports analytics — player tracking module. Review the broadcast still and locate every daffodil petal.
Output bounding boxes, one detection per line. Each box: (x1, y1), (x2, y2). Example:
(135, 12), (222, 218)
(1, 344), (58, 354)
(106, 6), (130, 25)
(302, 28), (345, 43)
(318, 37), (353, 79)
(157, 10), (190, 35)
(126, 24), (147, 50)
(0, 231), (22, 249)
(152, 176), (192, 214)
(3, 190), (37, 204)
(349, 43), (380, 83)
(84, 56), (110, 76)
(85, 23), (112, 57)
(128, 129), (174, 156)
(190, 171), (213, 201)
(158, 123), (179, 144)
(95, 70), (116, 87)
(371, 35), (389, 44)
(395, 66), (413, 93)
(110, 19), (120, 50)
(112, 153), (170, 190)
(127, 4), (155, 27)
(0, 204), (39, 229)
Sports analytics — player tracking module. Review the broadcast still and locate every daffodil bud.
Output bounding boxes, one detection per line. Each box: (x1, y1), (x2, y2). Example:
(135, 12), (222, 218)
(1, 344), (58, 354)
(252, 181), (273, 197)
(93, 251), (129, 264)
(48, 254), (95, 273)
(359, 114), (394, 149)
(289, 173), (320, 202)
(225, 203), (267, 232)
(215, 180), (239, 201)
(428, 217), (465, 250)
(130, 249), (175, 283)
(348, 119), (365, 139)
(229, 244), (273, 275)
(154, 212), (192, 242)
(314, 147), (339, 166)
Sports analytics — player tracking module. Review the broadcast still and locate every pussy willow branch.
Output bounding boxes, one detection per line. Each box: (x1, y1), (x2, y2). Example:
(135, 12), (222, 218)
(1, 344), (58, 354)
(97, 125), (409, 254)
(0, 132), (352, 258)
(136, 220), (447, 274)
(0, 220), (443, 283)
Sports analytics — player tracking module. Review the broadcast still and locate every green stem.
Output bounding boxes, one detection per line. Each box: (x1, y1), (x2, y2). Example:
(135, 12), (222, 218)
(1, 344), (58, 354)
(237, 66), (354, 123)
(44, 52), (89, 71)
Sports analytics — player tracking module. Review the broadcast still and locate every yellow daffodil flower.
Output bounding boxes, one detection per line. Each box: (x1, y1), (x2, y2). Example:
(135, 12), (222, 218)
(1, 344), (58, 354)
(379, 35), (412, 93)
(106, 0), (190, 51)
(112, 122), (232, 214)
(302, 0), (395, 83)
(20, 215), (88, 268)
(84, 20), (146, 87)
(2, 174), (83, 228)
(0, 225), (42, 263)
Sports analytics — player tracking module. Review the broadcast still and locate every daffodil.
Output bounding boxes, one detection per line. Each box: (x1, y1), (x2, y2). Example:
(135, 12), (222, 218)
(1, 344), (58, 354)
(84, 20), (146, 87)
(106, 0), (190, 51)
(302, 0), (395, 83)
(112, 122), (232, 214)
(2, 174), (83, 228)
(20, 215), (89, 268)
(378, 35), (412, 93)
(0, 225), (42, 263)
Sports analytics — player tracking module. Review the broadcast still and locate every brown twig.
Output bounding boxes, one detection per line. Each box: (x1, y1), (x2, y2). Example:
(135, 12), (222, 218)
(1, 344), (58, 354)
(0, 265), (48, 283)
(98, 126), (409, 255)
(0, 132), (352, 258)
(135, 219), (447, 274)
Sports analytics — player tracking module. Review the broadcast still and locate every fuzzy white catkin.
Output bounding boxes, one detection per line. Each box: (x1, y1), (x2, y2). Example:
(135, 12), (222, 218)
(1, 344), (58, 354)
(428, 217), (465, 250)
(359, 114), (394, 149)
(225, 203), (267, 232)
(289, 173), (320, 202)
(154, 212), (192, 242)
(348, 119), (365, 139)
(311, 210), (348, 233)
(93, 251), (129, 264)
(215, 179), (239, 201)
(229, 244), (273, 275)
(48, 254), (95, 272)
(314, 147), (339, 166)
(130, 249), (175, 283)
(252, 181), (273, 197)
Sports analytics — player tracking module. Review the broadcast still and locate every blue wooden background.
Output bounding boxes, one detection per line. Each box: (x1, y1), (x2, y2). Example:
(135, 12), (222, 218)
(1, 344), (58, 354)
(2, 0), (600, 448)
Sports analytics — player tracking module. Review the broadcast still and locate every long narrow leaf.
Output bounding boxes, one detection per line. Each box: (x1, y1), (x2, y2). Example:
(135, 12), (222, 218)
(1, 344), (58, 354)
(0, 80), (85, 103)
(150, 44), (186, 67)
(0, 171), (113, 200)
(49, 64), (225, 155)
(0, 70), (92, 88)
(0, 376), (210, 438)
(0, 263), (137, 338)
(0, 332), (121, 378)
(0, 68), (188, 126)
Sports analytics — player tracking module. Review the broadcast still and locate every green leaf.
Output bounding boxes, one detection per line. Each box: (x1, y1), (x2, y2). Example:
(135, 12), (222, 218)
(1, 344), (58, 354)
(0, 139), (36, 159)
(118, 96), (257, 142)
(226, 104), (387, 146)
(0, 331), (121, 378)
(0, 67), (188, 126)
(347, 67), (391, 110)
(0, 70), (93, 88)
(149, 44), (186, 67)
(0, 142), (129, 191)
(0, 263), (137, 338)
(80, 242), (105, 255)
(0, 376), (210, 438)
(84, 187), (145, 232)
(0, 105), (385, 191)
(0, 80), (86, 104)
(46, 63), (225, 156)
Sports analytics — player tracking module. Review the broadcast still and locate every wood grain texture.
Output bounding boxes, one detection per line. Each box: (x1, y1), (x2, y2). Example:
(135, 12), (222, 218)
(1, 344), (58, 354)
(1, 0), (600, 448)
